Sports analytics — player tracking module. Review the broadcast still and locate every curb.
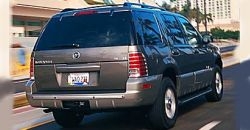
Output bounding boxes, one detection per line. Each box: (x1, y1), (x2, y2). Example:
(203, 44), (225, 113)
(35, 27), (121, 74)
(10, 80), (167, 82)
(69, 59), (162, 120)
(221, 51), (234, 58)
(14, 92), (28, 109)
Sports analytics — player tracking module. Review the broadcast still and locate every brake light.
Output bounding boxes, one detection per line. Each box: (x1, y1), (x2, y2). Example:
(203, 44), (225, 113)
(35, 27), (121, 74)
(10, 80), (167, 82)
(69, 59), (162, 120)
(129, 52), (148, 78)
(74, 10), (97, 16)
(30, 57), (34, 79)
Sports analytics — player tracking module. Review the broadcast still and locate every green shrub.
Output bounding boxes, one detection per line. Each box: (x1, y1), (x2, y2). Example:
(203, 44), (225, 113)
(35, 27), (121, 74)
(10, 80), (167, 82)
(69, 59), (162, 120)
(210, 27), (239, 40)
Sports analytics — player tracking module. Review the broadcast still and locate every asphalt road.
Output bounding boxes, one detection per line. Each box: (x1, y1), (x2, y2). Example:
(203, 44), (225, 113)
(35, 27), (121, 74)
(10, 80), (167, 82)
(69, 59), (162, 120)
(21, 63), (242, 130)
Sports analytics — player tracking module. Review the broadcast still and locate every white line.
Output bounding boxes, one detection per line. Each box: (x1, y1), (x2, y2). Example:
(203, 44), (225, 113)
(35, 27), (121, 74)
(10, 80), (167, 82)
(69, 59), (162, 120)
(199, 121), (221, 130)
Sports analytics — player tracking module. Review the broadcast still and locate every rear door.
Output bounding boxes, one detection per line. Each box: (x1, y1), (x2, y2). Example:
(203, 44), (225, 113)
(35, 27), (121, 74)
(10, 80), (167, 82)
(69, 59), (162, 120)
(159, 14), (196, 96)
(33, 10), (133, 93)
(132, 11), (169, 76)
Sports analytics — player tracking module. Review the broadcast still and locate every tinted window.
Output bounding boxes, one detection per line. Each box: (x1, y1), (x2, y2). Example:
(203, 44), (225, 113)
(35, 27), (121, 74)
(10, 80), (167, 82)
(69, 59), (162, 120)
(161, 14), (186, 45)
(35, 11), (132, 50)
(177, 17), (201, 46)
(134, 11), (162, 45)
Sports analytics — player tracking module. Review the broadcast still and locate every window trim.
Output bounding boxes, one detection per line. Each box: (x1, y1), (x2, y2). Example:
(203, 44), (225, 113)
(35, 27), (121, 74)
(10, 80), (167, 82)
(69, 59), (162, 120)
(133, 10), (164, 46)
(175, 16), (202, 47)
(159, 13), (188, 47)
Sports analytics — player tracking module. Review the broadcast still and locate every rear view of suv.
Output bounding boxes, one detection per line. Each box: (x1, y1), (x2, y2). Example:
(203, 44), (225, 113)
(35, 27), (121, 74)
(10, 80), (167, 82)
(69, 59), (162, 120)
(26, 3), (223, 129)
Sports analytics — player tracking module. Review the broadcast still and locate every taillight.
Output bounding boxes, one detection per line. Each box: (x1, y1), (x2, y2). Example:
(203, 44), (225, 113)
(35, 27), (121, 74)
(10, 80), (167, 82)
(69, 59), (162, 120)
(129, 52), (148, 78)
(30, 57), (34, 79)
(74, 10), (97, 16)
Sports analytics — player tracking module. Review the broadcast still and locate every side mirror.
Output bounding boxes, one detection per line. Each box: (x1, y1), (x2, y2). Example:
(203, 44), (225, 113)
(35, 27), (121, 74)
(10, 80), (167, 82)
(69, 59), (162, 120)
(202, 35), (210, 44)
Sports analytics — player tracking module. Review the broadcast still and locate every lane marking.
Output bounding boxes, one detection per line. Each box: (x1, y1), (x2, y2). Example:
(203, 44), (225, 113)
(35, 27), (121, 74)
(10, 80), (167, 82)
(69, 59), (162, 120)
(199, 121), (221, 130)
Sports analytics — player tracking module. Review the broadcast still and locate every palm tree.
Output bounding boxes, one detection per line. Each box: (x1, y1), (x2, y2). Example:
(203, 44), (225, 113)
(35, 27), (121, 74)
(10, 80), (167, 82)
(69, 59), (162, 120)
(179, 0), (196, 21)
(161, 0), (178, 12)
(201, 13), (213, 32)
(161, 2), (172, 10)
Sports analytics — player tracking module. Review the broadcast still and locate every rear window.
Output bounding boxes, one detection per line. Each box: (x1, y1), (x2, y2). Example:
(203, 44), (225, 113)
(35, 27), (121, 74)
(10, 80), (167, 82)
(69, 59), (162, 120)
(35, 11), (132, 50)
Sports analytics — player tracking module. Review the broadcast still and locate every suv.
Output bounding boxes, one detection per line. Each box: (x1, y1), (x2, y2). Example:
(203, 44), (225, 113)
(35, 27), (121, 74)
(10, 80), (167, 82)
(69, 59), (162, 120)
(26, 3), (223, 129)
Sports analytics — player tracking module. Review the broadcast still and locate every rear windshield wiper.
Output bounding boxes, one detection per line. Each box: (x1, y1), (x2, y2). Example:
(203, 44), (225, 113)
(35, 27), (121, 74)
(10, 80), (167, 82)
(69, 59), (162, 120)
(52, 43), (80, 49)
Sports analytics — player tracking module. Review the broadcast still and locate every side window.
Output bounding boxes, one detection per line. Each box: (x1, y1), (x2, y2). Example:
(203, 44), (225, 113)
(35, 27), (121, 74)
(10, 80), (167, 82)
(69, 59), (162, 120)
(134, 11), (162, 45)
(161, 14), (186, 45)
(177, 17), (201, 46)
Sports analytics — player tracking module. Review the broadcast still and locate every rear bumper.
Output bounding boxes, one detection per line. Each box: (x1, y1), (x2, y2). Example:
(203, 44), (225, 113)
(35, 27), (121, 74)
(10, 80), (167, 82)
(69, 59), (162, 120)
(26, 75), (162, 109)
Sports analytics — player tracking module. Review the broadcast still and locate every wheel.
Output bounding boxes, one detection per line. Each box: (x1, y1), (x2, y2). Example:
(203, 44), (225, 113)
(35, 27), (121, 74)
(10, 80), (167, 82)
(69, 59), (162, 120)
(206, 66), (223, 102)
(148, 78), (178, 129)
(53, 109), (84, 128)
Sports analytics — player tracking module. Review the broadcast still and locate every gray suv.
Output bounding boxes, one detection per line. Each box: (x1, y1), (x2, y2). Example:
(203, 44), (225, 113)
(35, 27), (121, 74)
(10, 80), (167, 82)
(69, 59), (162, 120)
(26, 3), (223, 129)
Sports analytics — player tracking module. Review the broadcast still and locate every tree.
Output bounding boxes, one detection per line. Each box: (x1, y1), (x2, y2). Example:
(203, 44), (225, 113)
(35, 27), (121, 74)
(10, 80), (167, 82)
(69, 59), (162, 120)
(161, 0), (178, 12)
(179, 0), (195, 21)
(161, 2), (172, 10)
(160, 0), (194, 19)
(211, 27), (224, 39)
(201, 13), (213, 32)
(210, 27), (239, 40)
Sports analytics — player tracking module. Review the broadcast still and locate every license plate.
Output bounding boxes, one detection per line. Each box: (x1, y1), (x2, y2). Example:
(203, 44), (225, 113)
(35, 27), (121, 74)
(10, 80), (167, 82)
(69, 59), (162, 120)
(68, 73), (89, 86)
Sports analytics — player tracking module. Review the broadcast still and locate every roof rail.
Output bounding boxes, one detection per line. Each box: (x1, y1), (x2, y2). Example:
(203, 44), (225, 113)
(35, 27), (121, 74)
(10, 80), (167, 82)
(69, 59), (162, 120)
(79, 4), (124, 11)
(61, 3), (165, 13)
(123, 2), (165, 11)
(61, 4), (123, 12)
(80, 4), (123, 10)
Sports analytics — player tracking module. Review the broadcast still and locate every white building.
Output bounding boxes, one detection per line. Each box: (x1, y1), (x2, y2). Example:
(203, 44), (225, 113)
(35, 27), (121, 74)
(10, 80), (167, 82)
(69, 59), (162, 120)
(171, 0), (239, 31)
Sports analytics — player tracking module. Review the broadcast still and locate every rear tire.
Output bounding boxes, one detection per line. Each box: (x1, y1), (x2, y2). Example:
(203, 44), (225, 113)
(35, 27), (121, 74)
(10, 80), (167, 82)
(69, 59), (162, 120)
(148, 78), (178, 129)
(206, 66), (223, 102)
(53, 109), (84, 128)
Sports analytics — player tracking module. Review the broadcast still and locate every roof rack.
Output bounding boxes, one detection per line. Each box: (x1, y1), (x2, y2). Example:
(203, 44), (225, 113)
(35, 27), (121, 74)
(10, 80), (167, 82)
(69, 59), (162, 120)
(61, 2), (165, 13)
(123, 2), (165, 11)
(61, 4), (123, 12)
(81, 4), (123, 10)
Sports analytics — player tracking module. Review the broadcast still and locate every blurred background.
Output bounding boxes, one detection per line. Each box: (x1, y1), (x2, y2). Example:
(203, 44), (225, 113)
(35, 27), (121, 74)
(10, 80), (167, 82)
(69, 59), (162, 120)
(2, 0), (249, 130)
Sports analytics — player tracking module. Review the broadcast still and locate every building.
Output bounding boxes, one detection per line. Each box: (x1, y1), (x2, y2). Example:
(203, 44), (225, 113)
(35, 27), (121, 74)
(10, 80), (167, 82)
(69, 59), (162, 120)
(12, 0), (91, 37)
(171, 0), (239, 31)
(11, 0), (158, 37)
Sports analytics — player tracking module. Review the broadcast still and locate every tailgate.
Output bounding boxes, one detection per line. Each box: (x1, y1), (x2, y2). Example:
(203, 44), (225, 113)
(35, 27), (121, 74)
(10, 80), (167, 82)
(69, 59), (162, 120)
(34, 46), (129, 93)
